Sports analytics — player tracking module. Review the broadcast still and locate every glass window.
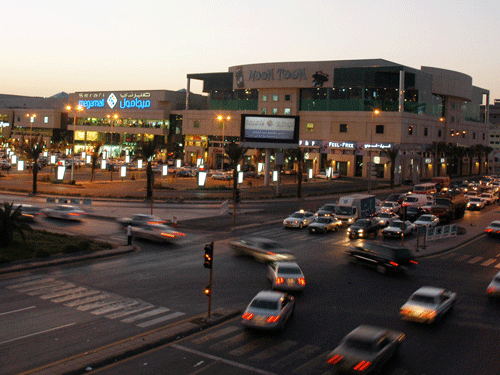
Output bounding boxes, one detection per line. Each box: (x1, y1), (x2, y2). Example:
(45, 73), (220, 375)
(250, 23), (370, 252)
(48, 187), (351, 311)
(408, 126), (413, 135)
(473, 132), (476, 139)
(424, 127), (428, 136)
(451, 116), (455, 123)
(261, 108), (267, 114)
(306, 123), (314, 132)
(438, 129), (442, 137)
(340, 124), (347, 133)
(272, 95), (278, 101)
(375, 125), (384, 134)
(272, 108), (278, 114)
(284, 108), (291, 115)
(262, 95), (267, 102)
(285, 94), (291, 101)
(193, 120), (200, 128)
(44, 116), (49, 124)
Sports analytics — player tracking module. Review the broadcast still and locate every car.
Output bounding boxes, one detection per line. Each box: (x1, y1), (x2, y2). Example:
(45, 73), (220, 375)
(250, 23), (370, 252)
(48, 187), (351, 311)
(241, 290), (295, 331)
(414, 214), (440, 228)
(283, 210), (315, 229)
(43, 205), (86, 221)
(211, 172), (232, 180)
(399, 286), (457, 324)
(479, 192), (498, 205)
(372, 212), (400, 228)
(266, 261), (306, 291)
(228, 237), (295, 263)
(347, 218), (380, 239)
(485, 220), (500, 237)
(379, 201), (400, 214)
(0, 160), (12, 170)
(404, 206), (427, 222)
(176, 168), (196, 177)
(315, 169), (329, 179)
(382, 220), (416, 238)
(128, 222), (186, 243)
(12, 204), (45, 222)
(487, 271), (500, 297)
(326, 325), (405, 374)
(308, 216), (342, 234)
(385, 193), (405, 205)
(315, 203), (337, 217)
(467, 197), (486, 210)
(117, 214), (167, 227)
(331, 170), (341, 179)
(345, 241), (417, 274)
(464, 190), (479, 199)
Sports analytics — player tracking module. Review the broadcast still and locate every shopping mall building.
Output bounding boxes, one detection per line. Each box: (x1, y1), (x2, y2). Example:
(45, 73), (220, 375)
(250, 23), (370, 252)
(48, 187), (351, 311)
(0, 59), (493, 182)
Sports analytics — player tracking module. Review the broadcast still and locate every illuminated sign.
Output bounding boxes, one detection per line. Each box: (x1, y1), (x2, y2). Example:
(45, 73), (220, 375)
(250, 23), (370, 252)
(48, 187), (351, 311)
(247, 68), (307, 82)
(78, 92), (152, 110)
(328, 141), (356, 149)
(241, 115), (300, 148)
(364, 143), (393, 149)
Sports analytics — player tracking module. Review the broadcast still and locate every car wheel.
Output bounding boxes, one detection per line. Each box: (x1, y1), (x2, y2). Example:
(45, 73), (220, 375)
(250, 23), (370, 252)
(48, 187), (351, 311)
(299, 223), (303, 229)
(334, 226), (338, 232)
(377, 264), (387, 274)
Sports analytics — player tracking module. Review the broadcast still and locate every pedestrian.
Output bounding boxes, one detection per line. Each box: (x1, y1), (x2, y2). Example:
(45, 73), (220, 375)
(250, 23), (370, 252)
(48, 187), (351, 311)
(127, 224), (133, 245)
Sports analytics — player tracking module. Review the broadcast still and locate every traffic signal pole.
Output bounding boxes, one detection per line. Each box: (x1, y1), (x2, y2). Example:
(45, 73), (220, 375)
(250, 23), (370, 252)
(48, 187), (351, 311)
(207, 263), (213, 318)
(203, 242), (214, 319)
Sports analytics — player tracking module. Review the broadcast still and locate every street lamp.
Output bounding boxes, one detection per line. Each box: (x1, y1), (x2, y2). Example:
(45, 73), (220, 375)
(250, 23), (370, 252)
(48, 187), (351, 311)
(107, 114), (119, 159)
(66, 105), (83, 181)
(217, 115), (231, 170)
(367, 109), (380, 193)
(26, 113), (36, 141)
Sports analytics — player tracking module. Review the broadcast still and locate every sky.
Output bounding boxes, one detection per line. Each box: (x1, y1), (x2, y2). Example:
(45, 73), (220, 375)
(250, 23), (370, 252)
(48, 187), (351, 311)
(2, 0), (499, 102)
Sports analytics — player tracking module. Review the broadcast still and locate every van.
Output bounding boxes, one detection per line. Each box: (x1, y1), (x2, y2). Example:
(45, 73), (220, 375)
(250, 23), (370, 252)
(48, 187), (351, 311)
(402, 193), (433, 208)
(345, 241), (418, 274)
(413, 183), (437, 195)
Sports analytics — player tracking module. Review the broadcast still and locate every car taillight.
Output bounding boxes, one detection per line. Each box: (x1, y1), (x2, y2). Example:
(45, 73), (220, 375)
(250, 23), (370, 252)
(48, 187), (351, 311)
(485, 229), (493, 233)
(410, 260), (418, 264)
(298, 278), (306, 285)
(161, 233), (175, 238)
(353, 360), (371, 371)
(172, 232), (186, 236)
(69, 213), (80, 216)
(327, 354), (343, 364)
(488, 287), (496, 294)
(423, 310), (437, 319)
(400, 308), (411, 315)
(266, 316), (280, 323)
(389, 261), (399, 267)
(275, 277), (284, 284)
(242, 313), (253, 320)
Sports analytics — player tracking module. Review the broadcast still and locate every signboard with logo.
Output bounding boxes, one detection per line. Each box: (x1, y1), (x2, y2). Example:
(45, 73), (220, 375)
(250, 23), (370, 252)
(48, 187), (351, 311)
(240, 115), (299, 149)
(76, 91), (154, 110)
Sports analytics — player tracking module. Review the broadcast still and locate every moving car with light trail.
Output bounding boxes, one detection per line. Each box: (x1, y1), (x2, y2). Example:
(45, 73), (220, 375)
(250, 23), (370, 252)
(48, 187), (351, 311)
(382, 220), (416, 239)
(327, 325), (405, 374)
(117, 214), (166, 226)
(13, 204), (45, 222)
(485, 220), (500, 237)
(267, 262), (305, 291)
(347, 218), (379, 239)
(399, 286), (456, 323)
(308, 216), (342, 234)
(241, 290), (295, 331)
(128, 223), (186, 243)
(487, 271), (500, 297)
(43, 205), (86, 221)
(283, 210), (315, 229)
(229, 237), (295, 263)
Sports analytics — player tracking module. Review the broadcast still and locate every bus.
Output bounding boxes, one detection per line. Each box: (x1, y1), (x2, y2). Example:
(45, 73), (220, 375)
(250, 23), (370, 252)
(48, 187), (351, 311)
(413, 182), (437, 195)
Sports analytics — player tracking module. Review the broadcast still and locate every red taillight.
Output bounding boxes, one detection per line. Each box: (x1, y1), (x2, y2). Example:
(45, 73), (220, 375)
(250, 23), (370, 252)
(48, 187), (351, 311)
(410, 260), (418, 264)
(488, 287), (495, 294)
(172, 232), (186, 237)
(298, 278), (306, 285)
(389, 261), (399, 267)
(161, 233), (175, 238)
(242, 312), (253, 320)
(147, 221), (166, 225)
(353, 360), (371, 371)
(266, 316), (280, 323)
(267, 251), (276, 255)
(327, 354), (343, 364)
(69, 213), (80, 216)
(275, 277), (284, 284)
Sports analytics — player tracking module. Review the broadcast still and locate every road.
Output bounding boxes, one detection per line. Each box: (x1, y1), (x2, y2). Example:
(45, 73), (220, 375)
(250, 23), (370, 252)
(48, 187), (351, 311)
(1, 199), (500, 374)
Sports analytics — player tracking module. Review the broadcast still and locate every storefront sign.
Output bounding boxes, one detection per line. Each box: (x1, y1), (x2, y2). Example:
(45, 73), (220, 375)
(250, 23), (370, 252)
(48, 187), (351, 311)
(248, 68), (307, 82)
(364, 143), (393, 149)
(328, 141), (356, 149)
(78, 92), (152, 110)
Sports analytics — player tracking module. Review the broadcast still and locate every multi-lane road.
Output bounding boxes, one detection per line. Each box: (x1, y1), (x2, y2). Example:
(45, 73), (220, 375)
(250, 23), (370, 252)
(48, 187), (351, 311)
(1, 201), (500, 374)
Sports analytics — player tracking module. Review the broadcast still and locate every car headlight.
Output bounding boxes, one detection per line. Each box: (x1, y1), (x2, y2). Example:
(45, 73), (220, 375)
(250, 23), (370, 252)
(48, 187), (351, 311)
(358, 229), (364, 233)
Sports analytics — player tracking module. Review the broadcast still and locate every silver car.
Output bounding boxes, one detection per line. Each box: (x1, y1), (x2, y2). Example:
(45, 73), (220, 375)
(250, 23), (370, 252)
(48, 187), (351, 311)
(327, 325), (405, 374)
(241, 290), (295, 331)
(487, 271), (500, 297)
(229, 237), (295, 263)
(308, 216), (342, 234)
(44, 205), (86, 221)
(129, 223), (186, 243)
(267, 262), (305, 291)
(117, 214), (166, 227)
(283, 210), (315, 229)
(400, 286), (457, 324)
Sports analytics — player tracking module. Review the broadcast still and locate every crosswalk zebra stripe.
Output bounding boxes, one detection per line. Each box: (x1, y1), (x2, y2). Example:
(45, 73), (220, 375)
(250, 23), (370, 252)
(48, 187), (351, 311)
(90, 300), (140, 315)
(191, 325), (242, 345)
(52, 290), (102, 303)
(14, 280), (67, 293)
(39, 287), (87, 299)
(229, 336), (274, 356)
(121, 307), (170, 323)
(106, 304), (154, 319)
(468, 257), (483, 264)
(27, 283), (76, 296)
(65, 294), (111, 307)
(209, 332), (249, 351)
(291, 350), (330, 375)
(271, 344), (322, 369)
(481, 259), (497, 266)
(136, 311), (185, 328)
(249, 340), (298, 362)
(7, 278), (55, 289)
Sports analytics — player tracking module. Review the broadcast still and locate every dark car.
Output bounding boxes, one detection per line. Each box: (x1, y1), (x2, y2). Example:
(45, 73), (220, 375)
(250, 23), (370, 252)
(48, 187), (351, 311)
(347, 218), (380, 239)
(315, 203), (337, 217)
(404, 206), (427, 222)
(385, 193), (405, 205)
(346, 241), (418, 274)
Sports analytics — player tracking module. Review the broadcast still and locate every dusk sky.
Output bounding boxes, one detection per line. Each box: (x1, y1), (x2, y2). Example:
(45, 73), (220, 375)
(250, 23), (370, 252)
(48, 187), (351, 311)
(3, 0), (499, 102)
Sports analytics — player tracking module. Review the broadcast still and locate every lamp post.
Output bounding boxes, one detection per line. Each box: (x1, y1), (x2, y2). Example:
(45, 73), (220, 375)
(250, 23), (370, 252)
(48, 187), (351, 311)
(107, 114), (118, 159)
(217, 115), (230, 170)
(26, 113), (36, 142)
(66, 105), (83, 181)
(367, 109), (380, 194)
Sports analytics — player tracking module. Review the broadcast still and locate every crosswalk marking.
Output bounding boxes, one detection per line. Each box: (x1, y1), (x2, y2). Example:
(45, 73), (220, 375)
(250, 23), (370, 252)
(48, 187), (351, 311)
(468, 256), (483, 264)
(52, 290), (102, 303)
(249, 340), (298, 362)
(292, 351), (330, 375)
(106, 304), (154, 319)
(121, 307), (171, 323)
(455, 255), (471, 262)
(28, 283), (76, 295)
(229, 336), (274, 356)
(137, 311), (185, 328)
(6, 278), (55, 289)
(65, 294), (111, 307)
(191, 325), (242, 345)
(481, 259), (497, 266)
(210, 332), (249, 351)
(271, 344), (322, 369)
(40, 287), (87, 299)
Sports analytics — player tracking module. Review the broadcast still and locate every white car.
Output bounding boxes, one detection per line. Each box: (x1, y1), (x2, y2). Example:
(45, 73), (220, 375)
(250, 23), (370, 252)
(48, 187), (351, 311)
(467, 197), (486, 210)
(283, 210), (315, 228)
(487, 271), (500, 297)
(241, 291), (295, 331)
(267, 262), (306, 291)
(399, 286), (457, 324)
(479, 192), (498, 205)
(373, 212), (400, 228)
(464, 190), (478, 199)
(229, 237), (295, 263)
(485, 220), (500, 237)
(327, 325), (405, 374)
(381, 220), (416, 238)
(414, 214), (440, 228)
(43, 205), (86, 221)
(211, 172), (232, 180)
(379, 201), (401, 214)
(308, 216), (342, 234)
(128, 223), (186, 243)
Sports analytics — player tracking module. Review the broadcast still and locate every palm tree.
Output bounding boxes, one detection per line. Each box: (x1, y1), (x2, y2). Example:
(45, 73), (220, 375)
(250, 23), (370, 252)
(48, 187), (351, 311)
(285, 148), (304, 198)
(90, 142), (104, 182)
(475, 144), (494, 176)
(0, 202), (33, 248)
(18, 136), (44, 195)
(224, 142), (248, 227)
(381, 145), (399, 189)
(137, 140), (159, 200)
(425, 141), (447, 177)
(464, 145), (476, 176)
(454, 146), (467, 178)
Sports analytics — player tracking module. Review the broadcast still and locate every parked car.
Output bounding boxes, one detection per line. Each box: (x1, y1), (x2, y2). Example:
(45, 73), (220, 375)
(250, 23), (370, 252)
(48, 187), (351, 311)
(241, 290), (295, 331)
(283, 210), (315, 229)
(485, 220), (500, 237)
(347, 218), (380, 239)
(229, 237), (295, 263)
(267, 261), (306, 291)
(327, 325), (405, 374)
(414, 214), (440, 228)
(0, 160), (12, 170)
(399, 286), (456, 324)
(308, 216), (342, 234)
(372, 212), (400, 228)
(211, 172), (232, 180)
(43, 205), (86, 221)
(382, 220), (416, 239)
(346, 241), (417, 274)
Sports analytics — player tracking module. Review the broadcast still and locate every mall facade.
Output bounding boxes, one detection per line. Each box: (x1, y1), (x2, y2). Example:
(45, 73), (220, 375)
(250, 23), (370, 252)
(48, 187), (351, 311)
(0, 59), (493, 182)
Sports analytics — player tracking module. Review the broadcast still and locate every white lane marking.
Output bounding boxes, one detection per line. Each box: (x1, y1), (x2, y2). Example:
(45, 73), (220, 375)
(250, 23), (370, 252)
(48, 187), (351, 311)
(106, 305), (154, 319)
(0, 323), (76, 345)
(0, 305), (36, 316)
(455, 255), (471, 262)
(171, 344), (279, 375)
(6, 278), (55, 289)
(121, 307), (170, 323)
(468, 256), (483, 264)
(136, 311), (185, 328)
(481, 259), (497, 266)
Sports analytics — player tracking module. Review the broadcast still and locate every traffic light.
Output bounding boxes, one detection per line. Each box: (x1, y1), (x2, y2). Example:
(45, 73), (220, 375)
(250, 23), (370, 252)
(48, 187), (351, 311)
(204, 242), (213, 269)
(204, 284), (211, 296)
(235, 188), (241, 203)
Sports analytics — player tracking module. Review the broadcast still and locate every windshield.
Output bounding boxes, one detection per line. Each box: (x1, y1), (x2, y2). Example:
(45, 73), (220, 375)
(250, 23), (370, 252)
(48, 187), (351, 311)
(377, 213), (391, 218)
(419, 216), (432, 222)
(410, 295), (435, 304)
(250, 299), (279, 310)
(291, 212), (306, 218)
(345, 338), (375, 352)
(278, 267), (302, 275)
(382, 202), (393, 207)
(320, 205), (336, 211)
(317, 217), (331, 223)
(389, 222), (404, 229)
(336, 206), (353, 215)
(354, 220), (370, 227)
(405, 197), (418, 203)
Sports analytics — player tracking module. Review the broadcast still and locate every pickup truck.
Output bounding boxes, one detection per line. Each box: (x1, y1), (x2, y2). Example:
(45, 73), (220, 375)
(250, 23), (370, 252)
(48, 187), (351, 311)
(399, 286), (456, 323)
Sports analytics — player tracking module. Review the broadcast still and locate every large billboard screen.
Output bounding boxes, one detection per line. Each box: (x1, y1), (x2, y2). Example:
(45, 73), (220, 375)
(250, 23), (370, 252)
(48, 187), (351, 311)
(240, 115), (299, 148)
